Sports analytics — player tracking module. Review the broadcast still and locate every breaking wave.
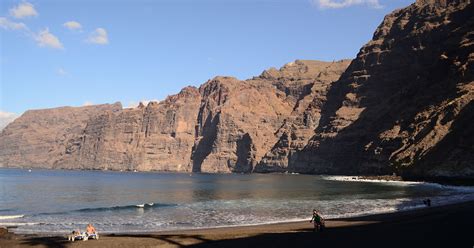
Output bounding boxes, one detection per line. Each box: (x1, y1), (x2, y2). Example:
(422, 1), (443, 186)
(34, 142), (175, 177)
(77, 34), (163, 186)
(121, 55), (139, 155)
(0, 215), (24, 220)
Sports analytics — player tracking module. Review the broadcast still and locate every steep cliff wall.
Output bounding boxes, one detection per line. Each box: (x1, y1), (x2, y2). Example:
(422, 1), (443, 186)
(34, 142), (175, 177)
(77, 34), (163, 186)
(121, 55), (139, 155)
(0, 103), (122, 168)
(190, 60), (351, 173)
(0, 61), (350, 172)
(59, 86), (202, 171)
(291, 0), (474, 179)
(1, 0), (471, 179)
(254, 60), (351, 172)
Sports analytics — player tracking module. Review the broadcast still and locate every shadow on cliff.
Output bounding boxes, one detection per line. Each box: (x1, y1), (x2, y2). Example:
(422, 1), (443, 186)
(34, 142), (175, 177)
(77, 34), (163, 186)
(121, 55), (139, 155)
(191, 113), (220, 172)
(235, 133), (255, 172)
(402, 101), (474, 184)
(291, 2), (474, 175)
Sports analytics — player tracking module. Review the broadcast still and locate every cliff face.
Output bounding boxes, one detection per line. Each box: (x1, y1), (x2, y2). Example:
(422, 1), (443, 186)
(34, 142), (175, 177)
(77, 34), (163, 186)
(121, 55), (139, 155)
(253, 60), (352, 172)
(0, 103), (122, 168)
(0, 60), (350, 172)
(291, 0), (474, 179)
(62, 86), (202, 171)
(192, 60), (351, 173)
(1, 0), (472, 179)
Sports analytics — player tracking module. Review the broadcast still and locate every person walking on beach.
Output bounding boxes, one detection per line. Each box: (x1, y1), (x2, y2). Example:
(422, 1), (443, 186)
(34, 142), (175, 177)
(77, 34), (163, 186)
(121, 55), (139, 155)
(310, 209), (325, 232)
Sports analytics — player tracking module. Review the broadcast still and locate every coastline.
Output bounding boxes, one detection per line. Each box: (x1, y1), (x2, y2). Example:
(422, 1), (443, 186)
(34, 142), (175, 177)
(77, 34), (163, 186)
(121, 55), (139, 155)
(2, 167), (473, 186)
(2, 200), (473, 248)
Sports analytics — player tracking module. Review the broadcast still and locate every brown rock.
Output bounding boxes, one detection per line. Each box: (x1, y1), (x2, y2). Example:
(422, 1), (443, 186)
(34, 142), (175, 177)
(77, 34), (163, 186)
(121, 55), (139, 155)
(292, 0), (474, 179)
(0, 61), (350, 173)
(0, 103), (122, 168)
(1, 0), (471, 180)
(63, 86), (201, 171)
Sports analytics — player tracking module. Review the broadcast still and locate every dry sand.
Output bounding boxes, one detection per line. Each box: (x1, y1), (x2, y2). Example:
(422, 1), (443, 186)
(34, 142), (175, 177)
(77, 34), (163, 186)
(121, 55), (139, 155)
(1, 201), (473, 248)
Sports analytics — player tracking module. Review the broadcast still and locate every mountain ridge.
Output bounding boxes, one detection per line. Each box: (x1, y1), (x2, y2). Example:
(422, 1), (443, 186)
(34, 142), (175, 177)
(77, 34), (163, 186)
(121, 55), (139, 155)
(1, 0), (472, 181)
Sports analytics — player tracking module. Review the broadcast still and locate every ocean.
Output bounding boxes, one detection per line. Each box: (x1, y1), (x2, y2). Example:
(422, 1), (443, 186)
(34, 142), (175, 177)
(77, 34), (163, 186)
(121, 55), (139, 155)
(1, 168), (473, 234)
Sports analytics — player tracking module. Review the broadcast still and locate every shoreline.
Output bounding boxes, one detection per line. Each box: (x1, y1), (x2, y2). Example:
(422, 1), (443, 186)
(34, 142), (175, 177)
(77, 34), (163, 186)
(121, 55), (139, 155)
(2, 167), (473, 186)
(2, 200), (473, 247)
(2, 177), (473, 236)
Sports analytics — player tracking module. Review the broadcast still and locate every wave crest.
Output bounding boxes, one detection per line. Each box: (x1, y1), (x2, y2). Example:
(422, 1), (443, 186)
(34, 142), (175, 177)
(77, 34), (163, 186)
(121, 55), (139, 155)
(0, 215), (24, 220)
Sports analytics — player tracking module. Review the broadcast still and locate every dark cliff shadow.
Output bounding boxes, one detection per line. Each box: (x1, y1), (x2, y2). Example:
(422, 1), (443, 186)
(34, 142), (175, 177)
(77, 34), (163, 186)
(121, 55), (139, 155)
(20, 236), (68, 248)
(293, 2), (474, 174)
(191, 112), (220, 172)
(108, 233), (212, 248)
(402, 101), (474, 183)
(235, 133), (254, 172)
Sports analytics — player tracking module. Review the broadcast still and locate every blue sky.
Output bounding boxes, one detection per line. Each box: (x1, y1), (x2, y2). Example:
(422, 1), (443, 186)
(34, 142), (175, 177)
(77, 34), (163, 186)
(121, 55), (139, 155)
(0, 0), (413, 127)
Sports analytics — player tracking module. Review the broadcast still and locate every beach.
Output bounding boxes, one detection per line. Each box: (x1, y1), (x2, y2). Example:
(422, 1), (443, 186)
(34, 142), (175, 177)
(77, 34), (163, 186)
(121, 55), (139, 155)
(1, 200), (473, 248)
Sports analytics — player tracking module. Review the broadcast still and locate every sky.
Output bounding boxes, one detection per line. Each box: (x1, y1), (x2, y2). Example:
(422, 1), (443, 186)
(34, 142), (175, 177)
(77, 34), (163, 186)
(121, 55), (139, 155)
(0, 0), (414, 128)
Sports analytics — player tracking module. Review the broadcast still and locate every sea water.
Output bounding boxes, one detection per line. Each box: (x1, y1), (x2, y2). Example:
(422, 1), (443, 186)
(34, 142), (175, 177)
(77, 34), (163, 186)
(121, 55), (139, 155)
(0, 168), (473, 234)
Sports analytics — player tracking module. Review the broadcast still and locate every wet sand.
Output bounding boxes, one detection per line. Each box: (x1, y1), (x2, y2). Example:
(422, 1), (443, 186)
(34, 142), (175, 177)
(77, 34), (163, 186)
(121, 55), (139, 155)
(1, 200), (473, 248)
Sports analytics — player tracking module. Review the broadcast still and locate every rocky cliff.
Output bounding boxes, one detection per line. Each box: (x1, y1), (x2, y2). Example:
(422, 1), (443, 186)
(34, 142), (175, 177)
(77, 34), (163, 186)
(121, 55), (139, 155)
(0, 103), (122, 168)
(0, 60), (350, 172)
(193, 60), (350, 173)
(1, 0), (472, 180)
(286, 0), (473, 180)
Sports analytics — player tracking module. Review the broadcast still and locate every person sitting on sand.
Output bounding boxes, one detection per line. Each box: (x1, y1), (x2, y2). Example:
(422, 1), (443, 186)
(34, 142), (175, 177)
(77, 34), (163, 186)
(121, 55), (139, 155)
(86, 224), (97, 235)
(310, 209), (325, 232)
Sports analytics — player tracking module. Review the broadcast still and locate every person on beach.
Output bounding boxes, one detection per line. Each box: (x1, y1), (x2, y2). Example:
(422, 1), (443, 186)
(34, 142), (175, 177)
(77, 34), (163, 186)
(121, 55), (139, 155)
(310, 209), (325, 232)
(86, 224), (97, 235)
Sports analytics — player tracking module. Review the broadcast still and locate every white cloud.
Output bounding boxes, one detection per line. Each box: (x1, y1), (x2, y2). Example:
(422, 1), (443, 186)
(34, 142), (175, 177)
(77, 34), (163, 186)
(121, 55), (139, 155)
(63, 21), (82, 30)
(57, 67), (68, 76)
(0, 17), (28, 31)
(314, 0), (383, 9)
(86, 28), (109, 45)
(0, 111), (18, 130)
(9, 2), (38, 19)
(34, 28), (64, 49)
(83, 101), (94, 106)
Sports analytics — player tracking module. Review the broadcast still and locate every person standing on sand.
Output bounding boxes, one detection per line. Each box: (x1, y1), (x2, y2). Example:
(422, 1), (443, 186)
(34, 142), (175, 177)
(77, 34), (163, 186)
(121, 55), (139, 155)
(310, 209), (325, 232)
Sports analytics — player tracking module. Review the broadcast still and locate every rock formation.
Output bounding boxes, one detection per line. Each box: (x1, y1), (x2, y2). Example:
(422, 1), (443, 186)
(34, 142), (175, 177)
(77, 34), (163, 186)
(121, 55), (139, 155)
(0, 103), (122, 168)
(0, 60), (351, 172)
(0, 0), (472, 180)
(288, 0), (474, 180)
(193, 60), (350, 173)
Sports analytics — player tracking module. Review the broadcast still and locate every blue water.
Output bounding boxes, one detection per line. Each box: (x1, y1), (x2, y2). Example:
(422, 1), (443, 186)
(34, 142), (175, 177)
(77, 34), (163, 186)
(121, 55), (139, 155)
(0, 168), (473, 234)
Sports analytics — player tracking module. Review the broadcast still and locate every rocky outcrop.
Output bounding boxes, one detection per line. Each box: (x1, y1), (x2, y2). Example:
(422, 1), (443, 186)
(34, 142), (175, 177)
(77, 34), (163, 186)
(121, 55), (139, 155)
(291, 0), (474, 179)
(254, 60), (352, 172)
(57, 86), (202, 171)
(0, 61), (350, 172)
(0, 103), (122, 168)
(189, 60), (351, 173)
(1, 0), (472, 180)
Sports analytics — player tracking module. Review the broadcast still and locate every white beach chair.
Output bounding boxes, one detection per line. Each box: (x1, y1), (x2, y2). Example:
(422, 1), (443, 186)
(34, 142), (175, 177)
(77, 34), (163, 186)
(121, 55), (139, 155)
(87, 232), (99, 240)
(68, 232), (88, 242)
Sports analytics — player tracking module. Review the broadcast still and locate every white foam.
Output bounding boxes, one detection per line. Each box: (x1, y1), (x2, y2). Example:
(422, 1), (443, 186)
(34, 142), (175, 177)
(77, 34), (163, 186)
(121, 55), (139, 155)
(321, 176), (474, 192)
(0, 215), (24, 220)
(0, 222), (38, 226)
(322, 175), (420, 185)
